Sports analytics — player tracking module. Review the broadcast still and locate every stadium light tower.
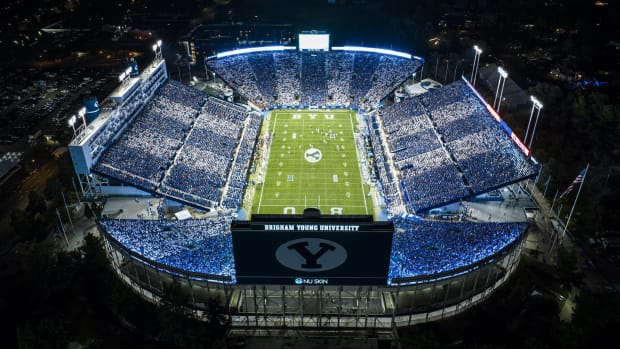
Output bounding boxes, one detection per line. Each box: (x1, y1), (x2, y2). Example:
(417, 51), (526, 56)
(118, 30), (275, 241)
(525, 96), (543, 150)
(68, 115), (77, 136)
(153, 40), (163, 60)
(470, 45), (482, 86)
(78, 107), (86, 124)
(493, 67), (508, 112)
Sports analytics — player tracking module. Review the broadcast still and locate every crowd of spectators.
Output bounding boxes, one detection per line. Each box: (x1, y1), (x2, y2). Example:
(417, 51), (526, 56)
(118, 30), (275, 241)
(300, 54), (328, 106)
(372, 80), (538, 213)
(349, 53), (380, 107)
(363, 56), (419, 109)
(221, 113), (262, 208)
(207, 50), (420, 110)
(388, 217), (528, 282)
(398, 149), (468, 212)
(273, 52), (302, 106)
(99, 217), (236, 280)
(160, 97), (251, 207)
(247, 54), (277, 106)
(94, 81), (204, 191)
(368, 123), (404, 211)
(98, 215), (527, 285)
(447, 128), (538, 193)
(207, 55), (266, 108)
(325, 52), (354, 106)
(96, 55), (536, 218)
(94, 81), (257, 210)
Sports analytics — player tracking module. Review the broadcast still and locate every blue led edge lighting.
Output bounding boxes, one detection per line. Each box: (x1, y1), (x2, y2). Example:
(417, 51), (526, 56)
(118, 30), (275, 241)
(215, 46), (296, 59)
(332, 46), (412, 60)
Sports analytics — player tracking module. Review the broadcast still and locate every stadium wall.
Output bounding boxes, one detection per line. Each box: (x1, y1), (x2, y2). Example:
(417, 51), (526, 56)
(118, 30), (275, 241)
(99, 222), (526, 329)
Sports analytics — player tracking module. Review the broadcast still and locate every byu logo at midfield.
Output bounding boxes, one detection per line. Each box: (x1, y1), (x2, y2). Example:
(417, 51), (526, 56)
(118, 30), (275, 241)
(275, 238), (347, 272)
(304, 148), (322, 163)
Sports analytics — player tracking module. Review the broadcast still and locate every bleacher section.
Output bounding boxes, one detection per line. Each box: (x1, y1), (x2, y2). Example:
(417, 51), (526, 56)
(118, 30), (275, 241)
(207, 51), (421, 110)
(94, 81), (203, 191)
(375, 80), (539, 213)
(98, 216), (526, 285)
(388, 217), (528, 283)
(273, 52), (302, 106)
(100, 217), (235, 281)
(93, 80), (260, 210)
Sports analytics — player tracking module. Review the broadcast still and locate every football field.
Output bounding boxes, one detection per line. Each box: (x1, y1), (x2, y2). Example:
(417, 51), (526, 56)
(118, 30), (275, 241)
(252, 110), (371, 216)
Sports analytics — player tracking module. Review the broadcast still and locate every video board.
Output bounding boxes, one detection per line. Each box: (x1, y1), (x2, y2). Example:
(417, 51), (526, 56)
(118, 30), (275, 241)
(299, 32), (330, 51)
(232, 210), (393, 285)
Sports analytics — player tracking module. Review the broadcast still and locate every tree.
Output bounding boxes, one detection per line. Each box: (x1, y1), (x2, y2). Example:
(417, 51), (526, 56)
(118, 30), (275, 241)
(26, 190), (46, 215)
(84, 203), (95, 219)
(571, 293), (620, 348)
(44, 178), (63, 203)
(557, 246), (577, 273)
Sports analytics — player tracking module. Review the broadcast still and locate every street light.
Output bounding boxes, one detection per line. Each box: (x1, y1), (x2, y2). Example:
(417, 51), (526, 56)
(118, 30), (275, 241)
(525, 95), (543, 150)
(471, 45), (482, 86)
(494, 66), (508, 112)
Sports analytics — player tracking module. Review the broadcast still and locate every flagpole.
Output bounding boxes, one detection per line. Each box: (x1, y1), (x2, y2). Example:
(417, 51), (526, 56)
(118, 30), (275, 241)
(535, 164), (542, 184)
(543, 176), (551, 196)
(549, 189), (558, 214)
(561, 163), (589, 241)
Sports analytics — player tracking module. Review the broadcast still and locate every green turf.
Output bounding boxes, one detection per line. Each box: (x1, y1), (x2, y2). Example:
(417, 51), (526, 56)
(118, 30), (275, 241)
(252, 110), (371, 216)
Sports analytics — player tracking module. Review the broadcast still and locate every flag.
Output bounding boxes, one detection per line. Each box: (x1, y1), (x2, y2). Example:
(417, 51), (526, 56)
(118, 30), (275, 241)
(560, 167), (587, 199)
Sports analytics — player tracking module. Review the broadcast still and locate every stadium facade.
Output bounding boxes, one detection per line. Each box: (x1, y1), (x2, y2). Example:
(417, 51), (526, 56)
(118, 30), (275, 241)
(69, 38), (538, 330)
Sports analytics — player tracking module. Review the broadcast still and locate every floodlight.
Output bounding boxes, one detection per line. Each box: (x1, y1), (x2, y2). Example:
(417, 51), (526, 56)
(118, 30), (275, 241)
(498, 66), (508, 78)
(68, 115), (76, 127)
(152, 44), (158, 52)
(530, 95), (543, 108)
(79, 107), (86, 116)
(157, 40), (162, 47)
(473, 45), (482, 54)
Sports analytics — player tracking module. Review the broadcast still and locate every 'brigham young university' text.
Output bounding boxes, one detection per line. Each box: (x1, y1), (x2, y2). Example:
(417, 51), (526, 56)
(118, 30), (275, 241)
(263, 224), (360, 232)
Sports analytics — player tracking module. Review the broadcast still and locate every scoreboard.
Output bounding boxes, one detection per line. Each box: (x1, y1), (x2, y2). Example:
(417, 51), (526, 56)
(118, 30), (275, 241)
(298, 31), (330, 51)
(231, 209), (394, 285)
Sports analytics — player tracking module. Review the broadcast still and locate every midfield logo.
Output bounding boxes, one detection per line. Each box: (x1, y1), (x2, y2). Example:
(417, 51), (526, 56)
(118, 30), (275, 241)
(304, 148), (322, 163)
(275, 238), (347, 272)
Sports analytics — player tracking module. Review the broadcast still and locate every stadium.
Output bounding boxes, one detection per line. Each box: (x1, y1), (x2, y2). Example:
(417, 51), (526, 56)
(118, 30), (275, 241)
(69, 33), (539, 330)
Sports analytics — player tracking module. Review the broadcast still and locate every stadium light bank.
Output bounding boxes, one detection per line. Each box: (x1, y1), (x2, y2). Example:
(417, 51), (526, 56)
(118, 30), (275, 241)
(471, 45), (482, 86)
(525, 95), (544, 149)
(68, 107), (86, 137)
(153, 40), (163, 60)
(494, 66), (508, 112)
